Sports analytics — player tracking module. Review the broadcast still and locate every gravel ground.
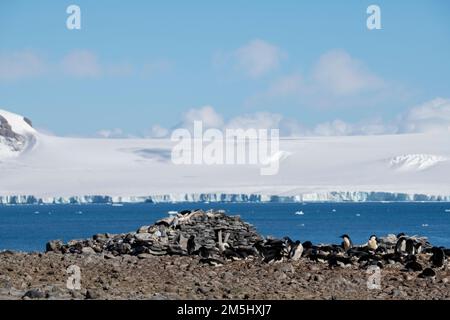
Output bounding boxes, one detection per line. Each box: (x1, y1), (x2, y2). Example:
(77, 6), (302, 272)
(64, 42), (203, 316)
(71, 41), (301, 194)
(1, 251), (449, 300)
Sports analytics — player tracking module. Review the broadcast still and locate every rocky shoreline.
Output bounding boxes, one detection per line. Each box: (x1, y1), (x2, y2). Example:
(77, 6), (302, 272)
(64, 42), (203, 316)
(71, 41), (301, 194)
(1, 209), (449, 300)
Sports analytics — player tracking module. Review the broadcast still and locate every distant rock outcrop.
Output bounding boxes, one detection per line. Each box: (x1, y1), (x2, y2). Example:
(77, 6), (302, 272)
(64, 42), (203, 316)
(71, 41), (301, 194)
(0, 115), (26, 153)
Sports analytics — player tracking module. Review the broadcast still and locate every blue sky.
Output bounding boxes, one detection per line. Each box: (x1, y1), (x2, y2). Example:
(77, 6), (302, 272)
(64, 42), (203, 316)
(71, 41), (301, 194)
(0, 0), (449, 136)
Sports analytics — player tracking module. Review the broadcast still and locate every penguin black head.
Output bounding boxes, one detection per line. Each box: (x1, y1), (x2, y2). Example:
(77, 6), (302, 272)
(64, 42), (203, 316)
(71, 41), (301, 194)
(396, 232), (405, 238)
(340, 234), (351, 239)
(189, 235), (195, 240)
(369, 235), (378, 242)
(302, 241), (313, 249)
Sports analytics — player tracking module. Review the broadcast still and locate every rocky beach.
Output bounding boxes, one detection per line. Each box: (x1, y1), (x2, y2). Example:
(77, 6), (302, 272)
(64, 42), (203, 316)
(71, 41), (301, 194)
(1, 210), (449, 300)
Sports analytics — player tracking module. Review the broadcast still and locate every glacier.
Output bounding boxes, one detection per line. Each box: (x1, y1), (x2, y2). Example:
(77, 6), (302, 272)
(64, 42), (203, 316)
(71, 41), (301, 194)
(1, 191), (450, 205)
(1, 109), (450, 204)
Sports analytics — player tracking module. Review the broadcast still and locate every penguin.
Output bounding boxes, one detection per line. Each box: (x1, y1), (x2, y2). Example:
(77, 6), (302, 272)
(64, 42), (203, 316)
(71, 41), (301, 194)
(382, 252), (403, 264)
(414, 242), (423, 254)
(367, 235), (378, 251)
(375, 246), (387, 254)
(418, 267), (436, 278)
(199, 257), (224, 267)
(328, 254), (352, 268)
(395, 236), (407, 254)
(404, 255), (423, 272)
(254, 239), (286, 263)
(340, 234), (353, 252)
(234, 247), (258, 259)
(307, 249), (329, 263)
(302, 241), (314, 250)
(289, 240), (303, 261)
(222, 247), (242, 261)
(358, 252), (382, 264)
(283, 237), (294, 253)
(179, 209), (191, 215)
(362, 260), (383, 269)
(430, 247), (445, 268)
(187, 235), (196, 255)
(317, 245), (335, 254)
(197, 246), (215, 259)
(405, 238), (416, 255)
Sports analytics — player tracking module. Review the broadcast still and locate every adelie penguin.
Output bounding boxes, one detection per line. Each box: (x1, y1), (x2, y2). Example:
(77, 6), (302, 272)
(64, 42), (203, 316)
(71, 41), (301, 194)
(222, 247), (242, 261)
(404, 255), (423, 272)
(367, 235), (378, 251)
(199, 257), (225, 267)
(187, 235), (196, 255)
(196, 246), (216, 259)
(288, 240), (303, 261)
(419, 267), (436, 278)
(328, 254), (352, 268)
(405, 238), (416, 255)
(254, 240), (285, 263)
(340, 234), (353, 252)
(430, 247), (446, 268)
(395, 235), (407, 254)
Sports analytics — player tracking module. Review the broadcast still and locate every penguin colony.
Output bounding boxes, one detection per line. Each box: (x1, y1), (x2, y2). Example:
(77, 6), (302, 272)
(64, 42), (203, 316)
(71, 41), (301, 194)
(169, 210), (450, 279)
(47, 209), (449, 279)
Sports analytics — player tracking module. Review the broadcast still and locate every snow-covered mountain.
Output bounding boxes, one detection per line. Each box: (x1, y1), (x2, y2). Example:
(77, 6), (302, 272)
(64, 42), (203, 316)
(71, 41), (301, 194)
(1, 109), (450, 204)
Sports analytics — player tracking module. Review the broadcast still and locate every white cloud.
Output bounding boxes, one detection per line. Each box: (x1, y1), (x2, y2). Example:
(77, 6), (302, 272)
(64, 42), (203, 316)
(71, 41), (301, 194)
(256, 49), (386, 109)
(181, 105), (224, 129)
(96, 128), (125, 138)
(73, 97), (450, 139)
(312, 49), (383, 96)
(311, 118), (396, 136)
(235, 39), (284, 78)
(313, 119), (353, 136)
(0, 49), (170, 80)
(399, 98), (450, 133)
(149, 124), (169, 138)
(226, 112), (283, 130)
(267, 74), (303, 96)
(0, 50), (47, 81)
(60, 50), (101, 78)
(216, 39), (285, 78)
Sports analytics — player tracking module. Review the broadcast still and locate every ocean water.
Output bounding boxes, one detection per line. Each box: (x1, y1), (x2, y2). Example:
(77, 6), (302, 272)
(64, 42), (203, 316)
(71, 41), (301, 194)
(1, 202), (450, 252)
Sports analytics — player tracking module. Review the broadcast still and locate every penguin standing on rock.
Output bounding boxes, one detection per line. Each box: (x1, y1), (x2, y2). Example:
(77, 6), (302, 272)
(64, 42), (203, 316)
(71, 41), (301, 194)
(187, 235), (196, 255)
(395, 236), (407, 254)
(289, 241), (304, 261)
(431, 247), (445, 268)
(405, 238), (416, 255)
(367, 235), (378, 251)
(340, 234), (353, 252)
